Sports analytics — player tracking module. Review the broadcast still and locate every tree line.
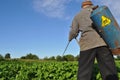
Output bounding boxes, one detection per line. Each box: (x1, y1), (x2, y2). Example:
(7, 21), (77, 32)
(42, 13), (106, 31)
(0, 53), (11, 60)
(0, 53), (120, 61)
(0, 53), (79, 61)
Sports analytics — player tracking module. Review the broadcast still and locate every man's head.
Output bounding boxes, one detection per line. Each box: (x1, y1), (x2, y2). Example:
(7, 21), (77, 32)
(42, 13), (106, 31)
(81, 1), (93, 8)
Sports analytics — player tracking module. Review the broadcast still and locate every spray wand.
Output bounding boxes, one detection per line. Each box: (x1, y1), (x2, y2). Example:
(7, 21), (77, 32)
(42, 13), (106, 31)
(62, 41), (70, 57)
(62, 38), (80, 57)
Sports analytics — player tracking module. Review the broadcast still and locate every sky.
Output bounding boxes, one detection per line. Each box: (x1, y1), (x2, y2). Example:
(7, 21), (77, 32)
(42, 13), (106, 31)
(0, 0), (120, 59)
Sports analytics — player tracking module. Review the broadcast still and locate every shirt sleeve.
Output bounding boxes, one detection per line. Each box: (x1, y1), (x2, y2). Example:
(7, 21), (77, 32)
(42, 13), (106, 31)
(69, 16), (79, 41)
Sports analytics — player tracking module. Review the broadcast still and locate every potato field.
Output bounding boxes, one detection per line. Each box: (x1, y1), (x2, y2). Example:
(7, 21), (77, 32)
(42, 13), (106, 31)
(0, 60), (120, 80)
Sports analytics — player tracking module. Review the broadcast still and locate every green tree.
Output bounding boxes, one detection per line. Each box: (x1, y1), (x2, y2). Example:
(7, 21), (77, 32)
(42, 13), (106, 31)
(5, 53), (11, 59)
(20, 56), (26, 59)
(56, 55), (62, 61)
(23, 53), (39, 59)
(64, 54), (74, 61)
(62, 56), (68, 61)
(43, 56), (49, 60)
(49, 56), (55, 60)
(74, 55), (79, 61)
(0, 54), (4, 61)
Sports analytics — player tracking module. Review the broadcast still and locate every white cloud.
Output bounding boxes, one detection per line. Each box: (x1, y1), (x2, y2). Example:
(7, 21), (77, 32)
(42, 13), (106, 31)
(33, 0), (72, 19)
(33, 0), (120, 22)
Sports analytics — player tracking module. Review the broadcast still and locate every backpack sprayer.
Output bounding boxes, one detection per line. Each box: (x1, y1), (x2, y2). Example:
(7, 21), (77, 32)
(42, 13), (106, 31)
(91, 6), (120, 55)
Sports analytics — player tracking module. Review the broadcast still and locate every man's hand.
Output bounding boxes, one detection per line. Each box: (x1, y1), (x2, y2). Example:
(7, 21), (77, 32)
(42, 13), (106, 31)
(69, 32), (78, 41)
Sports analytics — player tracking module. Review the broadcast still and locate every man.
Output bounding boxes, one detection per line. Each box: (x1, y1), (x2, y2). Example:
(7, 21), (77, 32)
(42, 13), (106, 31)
(69, 1), (118, 80)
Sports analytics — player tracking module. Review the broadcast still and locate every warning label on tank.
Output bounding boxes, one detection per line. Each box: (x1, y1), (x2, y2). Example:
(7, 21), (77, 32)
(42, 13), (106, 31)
(102, 16), (111, 27)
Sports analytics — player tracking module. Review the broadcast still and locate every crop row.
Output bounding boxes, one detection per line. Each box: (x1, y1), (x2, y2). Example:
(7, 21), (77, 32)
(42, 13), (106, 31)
(0, 60), (120, 80)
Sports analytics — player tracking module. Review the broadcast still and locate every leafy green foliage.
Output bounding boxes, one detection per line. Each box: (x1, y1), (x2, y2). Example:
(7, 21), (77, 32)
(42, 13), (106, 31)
(0, 60), (120, 80)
